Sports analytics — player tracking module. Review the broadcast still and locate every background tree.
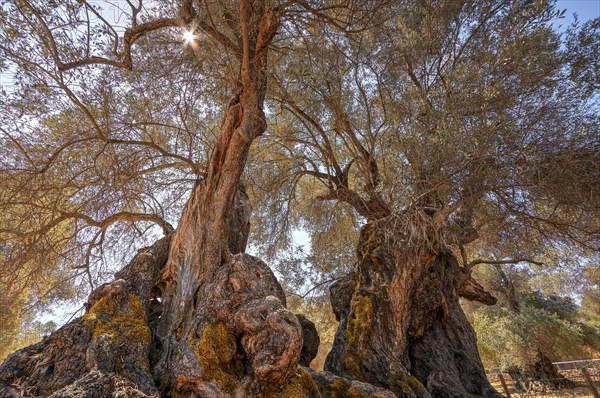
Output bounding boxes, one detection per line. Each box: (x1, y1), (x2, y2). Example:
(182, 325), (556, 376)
(580, 265), (600, 327)
(471, 263), (600, 389)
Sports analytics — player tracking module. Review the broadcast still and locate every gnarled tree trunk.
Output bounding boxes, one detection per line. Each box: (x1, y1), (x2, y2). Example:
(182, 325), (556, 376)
(325, 219), (502, 398)
(114, 2), (310, 395)
(0, 214), (313, 398)
(0, 1), (399, 395)
(0, 2), (507, 396)
(0, 235), (172, 397)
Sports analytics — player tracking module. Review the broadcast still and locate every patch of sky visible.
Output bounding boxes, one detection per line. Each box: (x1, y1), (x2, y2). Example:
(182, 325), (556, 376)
(1, 0), (143, 95)
(554, 0), (599, 30)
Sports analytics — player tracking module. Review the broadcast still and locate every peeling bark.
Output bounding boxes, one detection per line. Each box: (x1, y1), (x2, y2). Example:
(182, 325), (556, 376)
(137, 2), (305, 395)
(0, 202), (501, 398)
(1, 2), (302, 396)
(0, 1), (508, 396)
(155, 253), (303, 396)
(0, 210), (503, 398)
(0, 234), (310, 398)
(0, 4), (298, 386)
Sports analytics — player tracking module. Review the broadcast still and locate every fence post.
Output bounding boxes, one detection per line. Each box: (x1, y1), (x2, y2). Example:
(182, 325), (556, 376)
(581, 367), (600, 398)
(498, 373), (512, 398)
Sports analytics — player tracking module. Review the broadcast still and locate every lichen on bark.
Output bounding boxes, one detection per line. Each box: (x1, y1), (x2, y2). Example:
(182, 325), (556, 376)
(326, 219), (500, 398)
(0, 236), (172, 397)
(189, 321), (240, 394)
(83, 294), (151, 344)
(263, 367), (321, 398)
(344, 294), (373, 380)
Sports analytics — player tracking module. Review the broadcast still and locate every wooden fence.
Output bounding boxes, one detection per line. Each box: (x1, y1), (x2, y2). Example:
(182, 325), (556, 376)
(486, 359), (600, 398)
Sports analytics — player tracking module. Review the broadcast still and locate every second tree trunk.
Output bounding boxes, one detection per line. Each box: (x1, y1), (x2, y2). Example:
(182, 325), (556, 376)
(325, 219), (502, 398)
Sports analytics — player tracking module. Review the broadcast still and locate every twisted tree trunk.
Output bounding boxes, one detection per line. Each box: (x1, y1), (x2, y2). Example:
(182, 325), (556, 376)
(0, 186), (402, 398)
(325, 219), (503, 398)
(112, 3), (311, 394)
(0, 2), (507, 396)
(0, 1), (400, 395)
(0, 2), (312, 396)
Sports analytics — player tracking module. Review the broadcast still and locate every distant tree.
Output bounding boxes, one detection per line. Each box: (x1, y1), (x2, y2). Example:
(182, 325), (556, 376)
(0, 316), (57, 362)
(472, 264), (600, 389)
(580, 264), (600, 327)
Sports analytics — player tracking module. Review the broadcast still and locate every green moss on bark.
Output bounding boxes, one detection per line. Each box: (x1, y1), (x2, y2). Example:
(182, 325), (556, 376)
(391, 369), (427, 397)
(264, 366), (320, 398)
(189, 321), (239, 394)
(82, 294), (153, 382)
(344, 294), (373, 379)
(327, 379), (350, 398)
(322, 378), (389, 398)
(82, 294), (151, 345)
(347, 387), (388, 398)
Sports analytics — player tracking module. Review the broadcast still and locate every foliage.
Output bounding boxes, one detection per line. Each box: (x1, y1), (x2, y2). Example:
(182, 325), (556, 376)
(251, 0), (600, 283)
(475, 301), (592, 370)
(0, 0), (598, 372)
(253, 3), (600, 375)
(0, 315), (57, 362)
(0, 0), (229, 342)
(471, 265), (600, 371)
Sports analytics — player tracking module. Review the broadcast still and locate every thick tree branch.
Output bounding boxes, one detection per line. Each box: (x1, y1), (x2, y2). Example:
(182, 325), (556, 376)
(59, 18), (181, 71)
(467, 258), (544, 272)
(317, 186), (390, 221)
(1, 209), (174, 238)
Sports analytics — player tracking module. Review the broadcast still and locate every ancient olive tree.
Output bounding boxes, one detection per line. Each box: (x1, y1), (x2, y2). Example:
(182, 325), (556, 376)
(0, 0), (598, 397)
(254, 1), (599, 397)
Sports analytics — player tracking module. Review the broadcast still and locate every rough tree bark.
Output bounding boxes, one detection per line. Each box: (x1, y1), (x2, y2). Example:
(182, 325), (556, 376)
(0, 1), (403, 396)
(0, 235), (172, 397)
(0, 1), (509, 397)
(141, 2), (312, 394)
(0, 191), (403, 398)
(325, 219), (503, 398)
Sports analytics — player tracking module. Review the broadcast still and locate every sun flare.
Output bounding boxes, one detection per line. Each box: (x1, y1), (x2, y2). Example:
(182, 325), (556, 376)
(183, 30), (196, 45)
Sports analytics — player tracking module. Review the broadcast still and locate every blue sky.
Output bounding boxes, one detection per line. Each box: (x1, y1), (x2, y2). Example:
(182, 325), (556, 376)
(555, 0), (599, 26)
